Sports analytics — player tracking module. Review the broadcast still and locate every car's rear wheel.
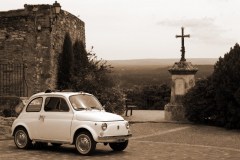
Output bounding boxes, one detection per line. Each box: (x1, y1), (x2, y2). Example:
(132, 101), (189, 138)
(109, 140), (128, 151)
(75, 131), (96, 155)
(14, 127), (32, 149)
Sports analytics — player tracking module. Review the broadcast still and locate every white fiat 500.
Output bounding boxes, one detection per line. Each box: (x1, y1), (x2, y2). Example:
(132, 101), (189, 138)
(11, 90), (132, 155)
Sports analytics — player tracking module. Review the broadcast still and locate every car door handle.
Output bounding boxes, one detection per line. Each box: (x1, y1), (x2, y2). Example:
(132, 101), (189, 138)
(39, 115), (45, 121)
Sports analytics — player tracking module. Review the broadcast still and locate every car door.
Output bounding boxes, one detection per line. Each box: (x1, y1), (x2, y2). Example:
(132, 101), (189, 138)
(24, 97), (43, 139)
(38, 96), (73, 142)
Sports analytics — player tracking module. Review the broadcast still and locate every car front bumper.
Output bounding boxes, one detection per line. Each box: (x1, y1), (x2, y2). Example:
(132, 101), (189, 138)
(97, 134), (132, 143)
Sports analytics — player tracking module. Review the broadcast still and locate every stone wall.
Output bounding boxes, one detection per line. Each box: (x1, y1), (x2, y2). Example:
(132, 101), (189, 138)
(0, 3), (85, 96)
(0, 116), (15, 140)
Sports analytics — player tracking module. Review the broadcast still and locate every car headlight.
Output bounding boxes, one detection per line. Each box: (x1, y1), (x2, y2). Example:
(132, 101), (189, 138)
(101, 123), (107, 131)
(125, 122), (130, 129)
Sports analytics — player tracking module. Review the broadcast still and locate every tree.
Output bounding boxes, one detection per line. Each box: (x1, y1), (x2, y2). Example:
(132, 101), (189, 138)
(183, 43), (240, 129)
(71, 43), (114, 94)
(212, 43), (240, 128)
(72, 40), (90, 91)
(71, 41), (124, 114)
(57, 36), (124, 114)
(125, 84), (170, 110)
(78, 51), (124, 114)
(57, 33), (73, 90)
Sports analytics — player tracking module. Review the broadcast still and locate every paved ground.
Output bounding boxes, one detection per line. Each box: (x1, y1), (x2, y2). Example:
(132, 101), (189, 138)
(124, 110), (165, 122)
(1, 111), (240, 159)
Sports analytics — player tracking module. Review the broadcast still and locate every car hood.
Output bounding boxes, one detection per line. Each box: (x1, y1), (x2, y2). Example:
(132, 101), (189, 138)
(75, 110), (124, 122)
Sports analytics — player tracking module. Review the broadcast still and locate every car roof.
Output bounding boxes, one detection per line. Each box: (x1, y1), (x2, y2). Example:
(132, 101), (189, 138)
(31, 91), (92, 98)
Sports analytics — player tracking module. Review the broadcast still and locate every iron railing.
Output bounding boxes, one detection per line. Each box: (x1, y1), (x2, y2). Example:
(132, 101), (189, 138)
(0, 63), (27, 97)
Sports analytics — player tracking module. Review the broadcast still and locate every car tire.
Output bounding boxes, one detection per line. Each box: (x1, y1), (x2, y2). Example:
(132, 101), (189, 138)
(14, 127), (32, 149)
(75, 131), (96, 155)
(109, 140), (128, 151)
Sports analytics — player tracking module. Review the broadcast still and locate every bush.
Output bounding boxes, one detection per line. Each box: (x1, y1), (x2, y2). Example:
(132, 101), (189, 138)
(0, 96), (20, 117)
(2, 108), (12, 117)
(57, 38), (125, 114)
(97, 88), (125, 115)
(212, 43), (240, 128)
(183, 78), (216, 124)
(184, 43), (240, 129)
(125, 84), (170, 110)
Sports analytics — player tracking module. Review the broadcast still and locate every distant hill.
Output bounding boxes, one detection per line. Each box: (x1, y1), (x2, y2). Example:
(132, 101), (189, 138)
(108, 58), (217, 67)
(108, 58), (215, 88)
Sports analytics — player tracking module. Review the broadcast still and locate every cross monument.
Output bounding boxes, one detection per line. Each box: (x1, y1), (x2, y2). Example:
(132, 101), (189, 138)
(176, 27), (190, 62)
(164, 27), (198, 121)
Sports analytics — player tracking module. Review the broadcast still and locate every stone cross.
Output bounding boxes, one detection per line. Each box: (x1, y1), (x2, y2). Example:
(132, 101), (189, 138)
(176, 27), (190, 62)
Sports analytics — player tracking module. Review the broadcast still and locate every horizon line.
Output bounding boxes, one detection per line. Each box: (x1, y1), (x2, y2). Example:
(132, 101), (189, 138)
(106, 58), (218, 61)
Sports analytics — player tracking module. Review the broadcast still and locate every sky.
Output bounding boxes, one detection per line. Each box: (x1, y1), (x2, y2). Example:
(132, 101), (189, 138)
(1, 0), (240, 60)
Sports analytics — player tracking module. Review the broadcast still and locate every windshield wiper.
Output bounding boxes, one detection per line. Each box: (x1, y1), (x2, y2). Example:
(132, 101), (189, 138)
(90, 106), (101, 110)
(75, 107), (86, 111)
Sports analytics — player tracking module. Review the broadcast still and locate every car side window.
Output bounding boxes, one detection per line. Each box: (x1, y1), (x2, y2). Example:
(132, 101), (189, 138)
(44, 97), (69, 112)
(26, 97), (43, 112)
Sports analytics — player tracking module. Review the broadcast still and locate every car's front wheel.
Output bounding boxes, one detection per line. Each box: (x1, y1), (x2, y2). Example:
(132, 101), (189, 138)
(14, 127), (32, 149)
(75, 131), (96, 155)
(109, 140), (128, 151)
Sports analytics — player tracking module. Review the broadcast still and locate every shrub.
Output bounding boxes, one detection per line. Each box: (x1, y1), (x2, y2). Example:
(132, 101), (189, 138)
(183, 78), (216, 124)
(212, 43), (240, 128)
(57, 38), (124, 114)
(0, 96), (20, 117)
(184, 43), (240, 129)
(97, 88), (125, 115)
(125, 84), (170, 110)
(2, 108), (12, 117)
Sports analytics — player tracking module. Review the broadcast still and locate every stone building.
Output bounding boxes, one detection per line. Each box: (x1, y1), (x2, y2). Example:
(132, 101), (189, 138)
(0, 2), (85, 96)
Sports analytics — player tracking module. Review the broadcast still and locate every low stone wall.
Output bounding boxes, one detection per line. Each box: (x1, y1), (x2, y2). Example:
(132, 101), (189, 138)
(0, 116), (16, 140)
(0, 116), (16, 126)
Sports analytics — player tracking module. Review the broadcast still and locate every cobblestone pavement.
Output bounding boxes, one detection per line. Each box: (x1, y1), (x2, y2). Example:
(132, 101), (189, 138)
(1, 123), (240, 160)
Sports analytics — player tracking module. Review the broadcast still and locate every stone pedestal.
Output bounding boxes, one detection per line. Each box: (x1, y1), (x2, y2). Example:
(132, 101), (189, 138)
(164, 61), (198, 121)
(165, 103), (186, 121)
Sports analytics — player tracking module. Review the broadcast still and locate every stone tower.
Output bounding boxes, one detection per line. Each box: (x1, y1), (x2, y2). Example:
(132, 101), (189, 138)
(165, 27), (198, 121)
(0, 2), (85, 96)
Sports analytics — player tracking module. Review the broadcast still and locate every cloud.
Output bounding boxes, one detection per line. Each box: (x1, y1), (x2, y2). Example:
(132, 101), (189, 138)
(157, 17), (234, 45)
(158, 17), (215, 28)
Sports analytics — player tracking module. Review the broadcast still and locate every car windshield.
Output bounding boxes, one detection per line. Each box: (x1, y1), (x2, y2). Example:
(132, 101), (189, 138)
(69, 94), (103, 110)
